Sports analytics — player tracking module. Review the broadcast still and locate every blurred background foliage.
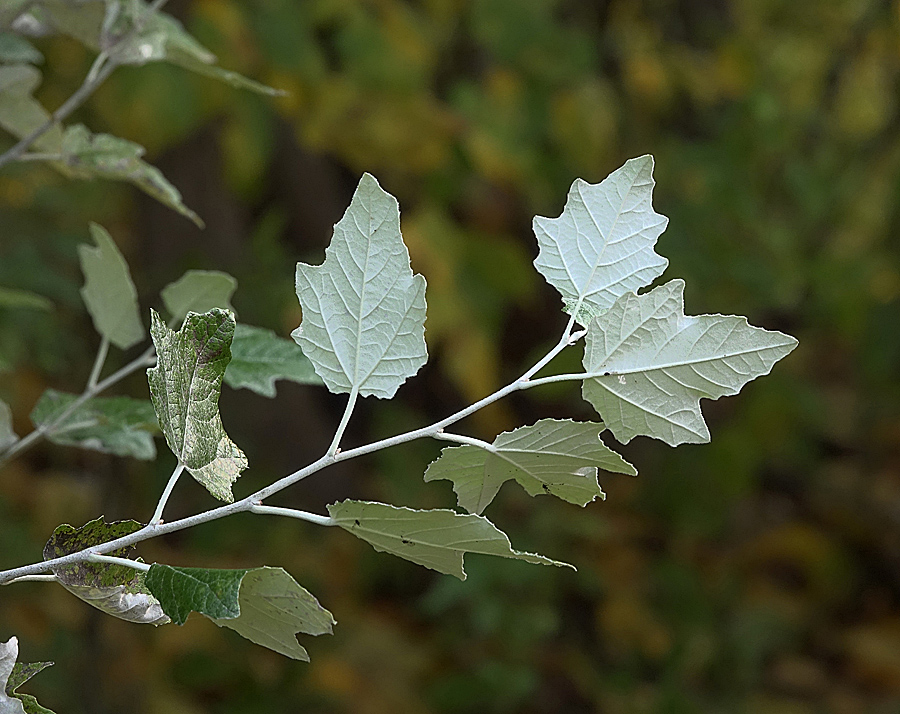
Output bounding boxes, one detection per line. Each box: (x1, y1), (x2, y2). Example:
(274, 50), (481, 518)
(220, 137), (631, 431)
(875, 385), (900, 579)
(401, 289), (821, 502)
(1, 0), (900, 712)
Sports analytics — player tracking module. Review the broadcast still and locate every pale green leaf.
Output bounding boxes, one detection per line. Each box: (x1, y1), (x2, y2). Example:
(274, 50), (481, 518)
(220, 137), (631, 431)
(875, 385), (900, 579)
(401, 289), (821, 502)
(0, 287), (52, 311)
(582, 279), (799, 446)
(147, 308), (247, 502)
(0, 33), (43, 64)
(425, 419), (636, 514)
(43, 517), (169, 625)
(0, 399), (17, 451)
(0, 64), (61, 152)
(145, 565), (334, 661)
(293, 173), (428, 398)
(224, 324), (322, 397)
(58, 124), (203, 227)
(160, 270), (237, 327)
(327, 500), (574, 580)
(533, 155), (668, 324)
(77, 223), (144, 349)
(1, 638), (55, 714)
(29, 389), (158, 460)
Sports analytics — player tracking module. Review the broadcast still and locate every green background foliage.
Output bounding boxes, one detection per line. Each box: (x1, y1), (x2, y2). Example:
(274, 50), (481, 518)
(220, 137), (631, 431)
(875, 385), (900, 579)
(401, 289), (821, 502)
(1, 0), (899, 712)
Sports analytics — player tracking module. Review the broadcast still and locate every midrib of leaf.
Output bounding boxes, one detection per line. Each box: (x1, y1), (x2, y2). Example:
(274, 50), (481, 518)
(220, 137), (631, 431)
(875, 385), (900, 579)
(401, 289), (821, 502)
(589, 382), (706, 438)
(351, 210), (379, 388)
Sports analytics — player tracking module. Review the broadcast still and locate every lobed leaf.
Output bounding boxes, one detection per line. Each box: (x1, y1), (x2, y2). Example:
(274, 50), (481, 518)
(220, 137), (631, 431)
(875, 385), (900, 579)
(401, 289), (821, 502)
(425, 419), (636, 514)
(43, 517), (169, 625)
(224, 324), (322, 397)
(77, 223), (144, 349)
(293, 173), (428, 399)
(145, 565), (334, 661)
(1, 638), (55, 714)
(581, 280), (799, 446)
(58, 125), (202, 227)
(30, 389), (158, 460)
(160, 270), (237, 327)
(327, 500), (574, 580)
(533, 155), (668, 324)
(147, 309), (247, 502)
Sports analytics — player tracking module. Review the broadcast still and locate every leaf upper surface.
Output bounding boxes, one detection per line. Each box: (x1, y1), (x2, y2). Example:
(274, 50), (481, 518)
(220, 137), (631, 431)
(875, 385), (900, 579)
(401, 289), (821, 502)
(581, 279), (799, 446)
(77, 224), (144, 349)
(223, 324), (322, 397)
(43, 517), (169, 625)
(160, 270), (237, 327)
(293, 173), (427, 399)
(146, 565), (334, 661)
(328, 500), (574, 580)
(533, 155), (668, 324)
(30, 389), (158, 460)
(147, 309), (247, 502)
(425, 419), (636, 514)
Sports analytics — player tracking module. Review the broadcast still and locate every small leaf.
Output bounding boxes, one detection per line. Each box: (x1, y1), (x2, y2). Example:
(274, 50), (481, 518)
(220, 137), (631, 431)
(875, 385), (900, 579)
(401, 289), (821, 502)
(0, 287), (52, 311)
(43, 517), (169, 625)
(293, 173), (428, 398)
(0, 64), (62, 152)
(224, 324), (322, 397)
(29, 389), (158, 460)
(146, 565), (334, 661)
(533, 155), (668, 324)
(0, 32), (43, 64)
(58, 124), (202, 227)
(425, 419), (636, 514)
(77, 223), (144, 349)
(327, 500), (574, 580)
(581, 280), (799, 446)
(147, 308), (247, 502)
(0, 398), (17, 451)
(160, 270), (237, 327)
(1, 638), (55, 714)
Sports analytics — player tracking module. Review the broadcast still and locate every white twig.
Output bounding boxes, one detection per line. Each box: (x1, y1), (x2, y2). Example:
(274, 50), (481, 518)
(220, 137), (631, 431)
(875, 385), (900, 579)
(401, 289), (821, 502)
(87, 337), (110, 390)
(85, 554), (150, 572)
(328, 386), (358, 456)
(435, 432), (494, 450)
(249, 504), (336, 527)
(1, 574), (57, 585)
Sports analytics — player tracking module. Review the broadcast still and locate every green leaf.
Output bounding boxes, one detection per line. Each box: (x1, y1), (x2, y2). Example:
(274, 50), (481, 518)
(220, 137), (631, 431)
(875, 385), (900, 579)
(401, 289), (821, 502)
(29, 389), (158, 460)
(77, 223), (144, 349)
(147, 308), (247, 502)
(145, 565), (334, 661)
(0, 64), (61, 152)
(58, 124), (203, 227)
(0, 398), (17, 451)
(38, 0), (280, 94)
(425, 419), (636, 514)
(43, 517), (169, 625)
(293, 173), (428, 398)
(224, 324), (322, 397)
(533, 155), (668, 325)
(0, 287), (52, 311)
(1, 638), (55, 714)
(0, 33), (43, 64)
(582, 279), (799, 446)
(160, 270), (237, 327)
(327, 500), (574, 580)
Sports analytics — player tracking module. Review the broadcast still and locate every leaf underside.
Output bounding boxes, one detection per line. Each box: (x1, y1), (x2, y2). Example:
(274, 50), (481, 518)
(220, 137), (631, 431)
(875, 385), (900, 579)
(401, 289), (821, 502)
(581, 279), (799, 446)
(328, 500), (574, 580)
(147, 308), (247, 502)
(425, 419), (636, 514)
(293, 173), (428, 399)
(533, 155), (669, 325)
(224, 323), (322, 397)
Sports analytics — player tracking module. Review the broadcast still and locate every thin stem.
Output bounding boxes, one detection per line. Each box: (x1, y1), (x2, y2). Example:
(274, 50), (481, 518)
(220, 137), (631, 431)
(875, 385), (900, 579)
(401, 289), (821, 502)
(525, 372), (593, 389)
(1, 574), (57, 585)
(0, 344), (156, 468)
(328, 386), (358, 456)
(85, 554), (150, 572)
(249, 504), (336, 527)
(435, 432), (494, 450)
(150, 462), (184, 525)
(87, 337), (110, 390)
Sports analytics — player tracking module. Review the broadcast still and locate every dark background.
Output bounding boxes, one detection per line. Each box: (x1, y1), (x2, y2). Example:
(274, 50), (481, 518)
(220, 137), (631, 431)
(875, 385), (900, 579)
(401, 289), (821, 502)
(2, 1), (900, 712)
